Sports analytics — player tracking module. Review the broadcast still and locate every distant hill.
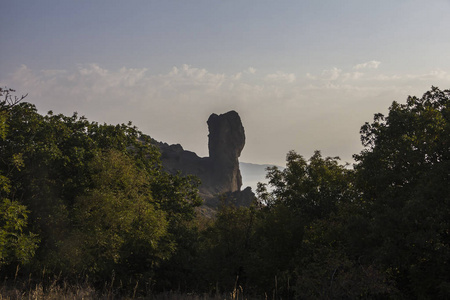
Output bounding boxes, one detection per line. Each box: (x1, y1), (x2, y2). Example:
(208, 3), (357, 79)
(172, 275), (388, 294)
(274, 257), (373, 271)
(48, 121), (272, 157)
(239, 162), (283, 192)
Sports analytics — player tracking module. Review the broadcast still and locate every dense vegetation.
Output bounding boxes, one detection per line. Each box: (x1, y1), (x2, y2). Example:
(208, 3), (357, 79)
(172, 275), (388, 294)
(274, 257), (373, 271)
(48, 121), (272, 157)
(1, 87), (449, 299)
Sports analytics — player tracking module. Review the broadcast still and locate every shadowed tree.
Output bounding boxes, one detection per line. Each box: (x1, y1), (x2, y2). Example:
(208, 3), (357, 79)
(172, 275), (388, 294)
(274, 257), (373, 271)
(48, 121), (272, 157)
(354, 87), (450, 298)
(0, 88), (38, 269)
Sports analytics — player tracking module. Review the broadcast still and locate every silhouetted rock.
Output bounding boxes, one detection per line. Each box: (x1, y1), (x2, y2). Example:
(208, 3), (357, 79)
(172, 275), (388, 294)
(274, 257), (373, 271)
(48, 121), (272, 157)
(153, 110), (253, 209)
(207, 111), (245, 194)
(222, 187), (256, 208)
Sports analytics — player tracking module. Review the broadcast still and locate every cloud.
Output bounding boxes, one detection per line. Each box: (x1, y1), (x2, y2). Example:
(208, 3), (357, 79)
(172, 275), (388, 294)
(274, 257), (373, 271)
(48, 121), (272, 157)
(246, 67), (256, 74)
(2, 63), (449, 167)
(412, 69), (450, 81)
(167, 64), (226, 87)
(265, 71), (296, 83)
(373, 70), (450, 82)
(321, 67), (342, 80)
(307, 67), (359, 82)
(341, 72), (364, 81)
(306, 73), (317, 80)
(353, 60), (381, 70)
(232, 72), (242, 80)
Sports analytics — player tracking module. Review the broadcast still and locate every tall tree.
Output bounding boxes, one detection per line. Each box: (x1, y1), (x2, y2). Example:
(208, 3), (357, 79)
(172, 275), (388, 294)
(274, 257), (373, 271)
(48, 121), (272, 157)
(354, 87), (450, 298)
(0, 89), (202, 289)
(0, 88), (38, 269)
(254, 151), (358, 297)
(59, 149), (170, 279)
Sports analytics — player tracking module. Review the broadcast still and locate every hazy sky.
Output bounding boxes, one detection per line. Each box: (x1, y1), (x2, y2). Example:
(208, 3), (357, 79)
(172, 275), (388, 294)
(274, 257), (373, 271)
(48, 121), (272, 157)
(2, 0), (450, 166)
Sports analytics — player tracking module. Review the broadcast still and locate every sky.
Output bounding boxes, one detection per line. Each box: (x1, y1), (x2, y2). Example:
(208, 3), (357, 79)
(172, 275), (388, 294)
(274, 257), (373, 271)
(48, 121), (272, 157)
(2, 0), (450, 168)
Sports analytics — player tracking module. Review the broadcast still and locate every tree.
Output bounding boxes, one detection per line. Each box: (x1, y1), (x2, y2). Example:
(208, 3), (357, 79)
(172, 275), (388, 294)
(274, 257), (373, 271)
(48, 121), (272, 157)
(257, 150), (354, 223)
(0, 88), (27, 140)
(0, 199), (39, 267)
(0, 89), (202, 292)
(0, 88), (38, 269)
(354, 87), (450, 298)
(58, 149), (170, 279)
(198, 202), (257, 294)
(254, 151), (358, 298)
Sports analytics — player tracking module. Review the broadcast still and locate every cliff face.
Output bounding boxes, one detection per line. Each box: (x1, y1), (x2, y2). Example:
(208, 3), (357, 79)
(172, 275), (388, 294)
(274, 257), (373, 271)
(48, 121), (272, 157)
(207, 111), (245, 193)
(154, 110), (253, 208)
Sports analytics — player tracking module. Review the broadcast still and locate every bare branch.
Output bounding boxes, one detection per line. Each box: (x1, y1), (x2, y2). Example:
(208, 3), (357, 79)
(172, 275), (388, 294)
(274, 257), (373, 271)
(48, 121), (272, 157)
(0, 87), (28, 110)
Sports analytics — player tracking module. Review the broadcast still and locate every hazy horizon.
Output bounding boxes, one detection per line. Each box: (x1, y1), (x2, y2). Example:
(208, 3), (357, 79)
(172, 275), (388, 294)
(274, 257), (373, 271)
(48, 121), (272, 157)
(2, 1), (449, 166)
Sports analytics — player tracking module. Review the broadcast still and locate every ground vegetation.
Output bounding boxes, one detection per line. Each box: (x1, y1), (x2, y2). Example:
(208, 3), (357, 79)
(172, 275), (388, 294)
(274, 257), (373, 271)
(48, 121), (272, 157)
(1, 87), (449, 299)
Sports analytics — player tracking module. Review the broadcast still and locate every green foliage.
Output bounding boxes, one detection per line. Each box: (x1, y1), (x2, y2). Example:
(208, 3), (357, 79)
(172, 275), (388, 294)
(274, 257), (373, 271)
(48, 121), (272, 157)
(355, 86), (450, 298)
(258, 150), (354, 221)
(0, 199), (39, 266)
(0, 88), (202, 291)
(0, 112), (7, 141)
(294, 206), (397, 299)
(0, 87), (27, 140)
(58, 150), (170, 278)
(0, 88), (39, 269)
(254, 151), (359, 297)
(200, 203), (256, 293)
(1, 86), (448, 299)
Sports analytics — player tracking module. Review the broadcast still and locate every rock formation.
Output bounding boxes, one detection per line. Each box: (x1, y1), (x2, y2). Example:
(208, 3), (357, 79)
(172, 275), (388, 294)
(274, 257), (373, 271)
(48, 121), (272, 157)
(153, 111), (254, 208)
(207, 111), (245, 194)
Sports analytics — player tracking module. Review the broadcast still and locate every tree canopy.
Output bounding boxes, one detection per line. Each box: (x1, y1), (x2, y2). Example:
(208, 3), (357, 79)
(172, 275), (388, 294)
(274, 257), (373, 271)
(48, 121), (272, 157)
(1, 86), (449, 299)
(354, 86), (450, 298)
(0, 87), (202, 285)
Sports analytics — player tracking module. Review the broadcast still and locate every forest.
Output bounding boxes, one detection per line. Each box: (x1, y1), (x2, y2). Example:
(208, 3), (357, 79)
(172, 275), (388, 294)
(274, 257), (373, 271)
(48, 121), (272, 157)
(0, 86), (449, 299)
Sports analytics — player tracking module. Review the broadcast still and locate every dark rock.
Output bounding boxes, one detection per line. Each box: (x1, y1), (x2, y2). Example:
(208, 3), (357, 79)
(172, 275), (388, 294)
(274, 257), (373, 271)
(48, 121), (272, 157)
(153, 111), (253, 209)
(222, 187), (256, 208)
(207, 111), (245, 194)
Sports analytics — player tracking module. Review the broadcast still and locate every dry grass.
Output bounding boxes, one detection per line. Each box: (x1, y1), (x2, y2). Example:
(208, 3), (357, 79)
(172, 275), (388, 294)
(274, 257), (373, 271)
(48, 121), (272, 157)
(0, 280), (254, 300)
(0, 282), (97, 300)
(0, 268), (257, 300)
(0, 287), (252, 300)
